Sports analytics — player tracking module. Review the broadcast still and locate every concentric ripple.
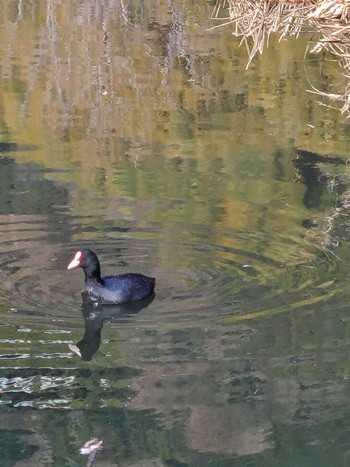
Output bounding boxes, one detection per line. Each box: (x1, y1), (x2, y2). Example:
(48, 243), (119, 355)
(0, 213), (345, 328)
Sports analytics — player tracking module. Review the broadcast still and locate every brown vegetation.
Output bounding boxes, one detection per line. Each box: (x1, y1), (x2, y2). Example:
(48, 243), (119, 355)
(212, 1), (350, 115)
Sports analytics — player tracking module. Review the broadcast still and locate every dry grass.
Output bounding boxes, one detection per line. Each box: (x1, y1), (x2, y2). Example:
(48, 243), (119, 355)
(211, 0), (350, 116)
(211, 1), (316, 68)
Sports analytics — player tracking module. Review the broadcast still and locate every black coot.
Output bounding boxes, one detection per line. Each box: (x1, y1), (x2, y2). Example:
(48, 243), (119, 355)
(67, 248), (156, 305)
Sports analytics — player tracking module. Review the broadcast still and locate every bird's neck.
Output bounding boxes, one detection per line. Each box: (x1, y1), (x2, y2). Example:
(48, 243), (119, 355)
(83, 264), (102, 284)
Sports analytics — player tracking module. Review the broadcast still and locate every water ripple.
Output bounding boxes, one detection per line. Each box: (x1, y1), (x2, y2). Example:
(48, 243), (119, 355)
(0, 215), (345, 327)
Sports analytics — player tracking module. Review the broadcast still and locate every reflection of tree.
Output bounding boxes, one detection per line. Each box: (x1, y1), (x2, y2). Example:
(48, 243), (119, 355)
(0, 1), (214, 147)
(0, 157), (68, 215)
(127, 320), (350, 462)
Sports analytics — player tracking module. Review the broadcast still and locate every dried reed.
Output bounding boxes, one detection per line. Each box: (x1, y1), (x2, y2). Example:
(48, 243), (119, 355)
(211, 0), (350, 115)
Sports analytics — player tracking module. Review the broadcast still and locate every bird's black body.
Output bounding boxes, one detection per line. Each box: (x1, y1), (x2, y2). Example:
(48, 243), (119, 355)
(67, 249), (155, 305)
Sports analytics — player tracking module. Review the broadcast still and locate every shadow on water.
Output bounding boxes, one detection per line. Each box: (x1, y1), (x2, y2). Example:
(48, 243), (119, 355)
(295, 149), (346, 211)
(295, 149), (350, 251)
(0, 156), (68, 215)
(70, 295), (155, 361)
(0, 142), (39, 153)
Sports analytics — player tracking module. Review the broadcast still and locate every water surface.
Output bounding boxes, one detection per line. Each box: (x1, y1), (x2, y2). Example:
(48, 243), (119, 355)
(0, 1), (350, 466)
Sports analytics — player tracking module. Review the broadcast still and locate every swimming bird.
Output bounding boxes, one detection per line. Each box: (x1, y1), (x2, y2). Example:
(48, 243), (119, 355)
(67, 248), (155, 305)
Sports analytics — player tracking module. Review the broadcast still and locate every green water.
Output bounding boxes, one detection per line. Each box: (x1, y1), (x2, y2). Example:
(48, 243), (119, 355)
(0, 1), (349, 466)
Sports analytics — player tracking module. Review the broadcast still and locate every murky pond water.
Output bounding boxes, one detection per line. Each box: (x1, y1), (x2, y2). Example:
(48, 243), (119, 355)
(1, 1), (350, 466)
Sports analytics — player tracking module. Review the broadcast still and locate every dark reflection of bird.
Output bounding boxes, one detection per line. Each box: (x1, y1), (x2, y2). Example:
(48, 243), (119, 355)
(69, 295), (155, 361)
(67, 248), (156, 305)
